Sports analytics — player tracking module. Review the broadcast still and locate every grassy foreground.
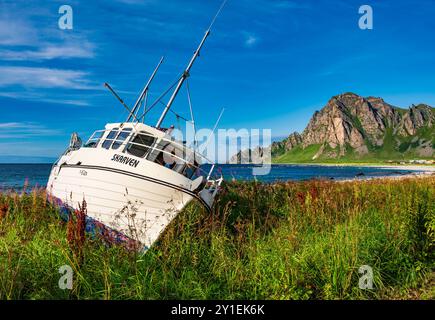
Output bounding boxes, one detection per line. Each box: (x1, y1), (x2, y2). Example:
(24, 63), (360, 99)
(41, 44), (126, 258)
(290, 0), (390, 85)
(0, 177), (434, 300)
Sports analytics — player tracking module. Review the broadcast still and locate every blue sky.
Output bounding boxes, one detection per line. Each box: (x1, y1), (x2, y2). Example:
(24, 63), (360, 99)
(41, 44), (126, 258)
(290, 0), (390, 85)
(0, 0), (435, 162)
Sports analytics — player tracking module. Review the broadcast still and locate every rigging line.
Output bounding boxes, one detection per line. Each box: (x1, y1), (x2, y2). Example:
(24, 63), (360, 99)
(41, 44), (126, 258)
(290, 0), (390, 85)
(203, 107), (225, 150)
(137, 74), (183, 122)
(136, 91), (145, 122)
(156, 100), (192, 123)
(208, 0), (229, 31)
(176, 114), (181, 132)
(156, 99), (192, 123)
(130, 56), (165, 122)
(139, 79), (179, 119)
(141, 91), (148, 123)
(169, 108), (191, 123)
(186, 79), (198, 154)
(136, 90), (147, 122)
(186, 79), (196, 131)
(104, 83), (140, 123)
(133, 85), (149, 124)
(144, 91), (148, 109)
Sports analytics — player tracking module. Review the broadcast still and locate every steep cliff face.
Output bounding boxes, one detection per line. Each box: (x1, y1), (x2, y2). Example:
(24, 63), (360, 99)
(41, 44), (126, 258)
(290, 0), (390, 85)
(397, 104), (434, 136)
(230, 93), (434, 164)
(301, 93), (393, 156)
(271, 132), (302, 157)
(274, 93), (434, 161)
(230, 146), (269, 164)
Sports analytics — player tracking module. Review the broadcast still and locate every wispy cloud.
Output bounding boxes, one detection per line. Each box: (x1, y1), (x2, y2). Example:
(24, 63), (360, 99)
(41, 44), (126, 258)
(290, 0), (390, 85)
(115, 0), (157, 5)
(0, 122), (62, 139)
(0, 91), (90, 106)
(0, 18), (38, 46)
(0, 123), (23, 129)
(0, 2), (98, 106)
(244, 34), (259, 47)
(0, 66), (99, 90)
(238, 0), (312, 13)
(244, 33), (260, 48)
(271, 0), (312, 10)
(0, 43), (95, 61)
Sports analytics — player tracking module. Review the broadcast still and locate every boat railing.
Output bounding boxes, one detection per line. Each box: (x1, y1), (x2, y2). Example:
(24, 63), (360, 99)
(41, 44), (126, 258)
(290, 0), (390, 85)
(84, 129), (218, 180)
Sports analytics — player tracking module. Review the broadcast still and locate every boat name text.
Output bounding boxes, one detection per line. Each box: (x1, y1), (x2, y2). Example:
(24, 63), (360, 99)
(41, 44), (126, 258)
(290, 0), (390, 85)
(111, 154), (140, 168)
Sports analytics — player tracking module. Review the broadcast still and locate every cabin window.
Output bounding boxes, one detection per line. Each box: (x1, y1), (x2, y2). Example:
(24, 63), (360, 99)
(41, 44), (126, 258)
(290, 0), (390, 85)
(126, 132), (156, 158)
(146, 141), (170, 164)
(84, 131), (104, 148)
(161, 148), (178, 170)
(102, 129), (119, 149)
(112, 128), (132, 150)
(150, 142), (199, 179)
(172, 162), (186, 175)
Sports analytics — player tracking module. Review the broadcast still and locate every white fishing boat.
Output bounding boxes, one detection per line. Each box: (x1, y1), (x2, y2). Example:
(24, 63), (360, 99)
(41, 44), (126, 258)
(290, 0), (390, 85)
(47, 3), (227, 250)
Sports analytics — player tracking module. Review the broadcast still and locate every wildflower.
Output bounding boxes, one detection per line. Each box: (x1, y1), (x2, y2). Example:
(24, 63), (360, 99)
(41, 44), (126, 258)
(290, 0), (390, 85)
(0, 203), (8, 220)
(67, 200), (87, 263)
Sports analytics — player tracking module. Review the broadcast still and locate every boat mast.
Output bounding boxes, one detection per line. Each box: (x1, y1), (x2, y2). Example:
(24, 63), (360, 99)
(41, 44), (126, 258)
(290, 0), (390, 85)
(155, 0), (227, 129)
(128, 56), (165, 123)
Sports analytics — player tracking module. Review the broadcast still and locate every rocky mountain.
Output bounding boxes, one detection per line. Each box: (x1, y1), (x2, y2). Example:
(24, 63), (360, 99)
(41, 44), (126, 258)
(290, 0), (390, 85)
(270, 132), (302, 157)
(231, 93), (434, 163)
(230, 146), (268, 164)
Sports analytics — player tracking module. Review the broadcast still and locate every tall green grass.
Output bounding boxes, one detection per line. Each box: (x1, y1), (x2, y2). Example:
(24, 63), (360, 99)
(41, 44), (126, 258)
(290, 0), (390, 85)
(0, 177), (434, 300)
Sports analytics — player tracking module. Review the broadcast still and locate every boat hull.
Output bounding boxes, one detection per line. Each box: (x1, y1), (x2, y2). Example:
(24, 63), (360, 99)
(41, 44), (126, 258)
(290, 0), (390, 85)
(47, 157), (198, 249)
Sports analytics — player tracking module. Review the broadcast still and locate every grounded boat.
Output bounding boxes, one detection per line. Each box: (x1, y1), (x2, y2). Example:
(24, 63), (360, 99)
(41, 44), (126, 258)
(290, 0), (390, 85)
(47, 4), (226, 250)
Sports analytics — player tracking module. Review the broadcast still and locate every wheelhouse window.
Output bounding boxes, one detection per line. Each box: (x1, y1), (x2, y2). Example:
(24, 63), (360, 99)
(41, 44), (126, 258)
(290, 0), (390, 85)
(112, 128), (132, 150)
(146, 140), (200, 179)
(126, 132), (156, 158)
(84, 130), (104, 148)
(146, 141), (171, 165)
(102, 128), (119, 149)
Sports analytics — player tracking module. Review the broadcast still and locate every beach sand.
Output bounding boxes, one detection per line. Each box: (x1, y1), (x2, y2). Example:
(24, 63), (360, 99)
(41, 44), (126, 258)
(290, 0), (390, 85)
(337, 165), (435, 182)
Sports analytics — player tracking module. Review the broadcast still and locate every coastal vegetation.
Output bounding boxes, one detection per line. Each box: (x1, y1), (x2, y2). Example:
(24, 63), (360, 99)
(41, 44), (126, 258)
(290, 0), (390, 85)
(0, 176), (434, 300)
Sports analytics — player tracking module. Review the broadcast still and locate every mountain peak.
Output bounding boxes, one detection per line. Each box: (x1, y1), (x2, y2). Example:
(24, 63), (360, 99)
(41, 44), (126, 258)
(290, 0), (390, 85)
(338, 92), (361, 98)
(272, 94), (434, 161)
(328, 92), (362, 104)
(366, 96), (386, 104)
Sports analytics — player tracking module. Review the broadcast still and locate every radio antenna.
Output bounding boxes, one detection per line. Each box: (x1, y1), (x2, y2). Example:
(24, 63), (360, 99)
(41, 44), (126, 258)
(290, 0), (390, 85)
(208, 0), (228, 30)
(155, 0), (228, 128)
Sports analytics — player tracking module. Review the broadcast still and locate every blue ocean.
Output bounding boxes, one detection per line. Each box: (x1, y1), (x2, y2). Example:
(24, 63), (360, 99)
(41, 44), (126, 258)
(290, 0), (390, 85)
(0, 163), (420, 191)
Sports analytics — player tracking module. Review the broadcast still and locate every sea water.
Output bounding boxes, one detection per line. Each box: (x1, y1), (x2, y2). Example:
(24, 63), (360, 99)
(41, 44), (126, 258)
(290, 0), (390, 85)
(0, 163), (420, 191)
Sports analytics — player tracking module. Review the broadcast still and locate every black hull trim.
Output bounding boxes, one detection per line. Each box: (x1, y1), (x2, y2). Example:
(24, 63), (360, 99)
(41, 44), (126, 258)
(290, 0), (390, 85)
(59, 164), (212, 212)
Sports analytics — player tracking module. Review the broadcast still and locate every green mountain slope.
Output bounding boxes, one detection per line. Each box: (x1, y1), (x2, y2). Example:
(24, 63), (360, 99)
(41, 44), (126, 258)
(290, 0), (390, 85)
(272, 93), (434, 163)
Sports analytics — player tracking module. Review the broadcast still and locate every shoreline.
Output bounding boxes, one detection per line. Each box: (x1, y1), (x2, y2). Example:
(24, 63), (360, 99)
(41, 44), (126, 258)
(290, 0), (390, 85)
(336, 171), (434, 183)
(271, 162), (435, 171)
(272, 162), (435, 168)
(272, 163), (435, 182)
